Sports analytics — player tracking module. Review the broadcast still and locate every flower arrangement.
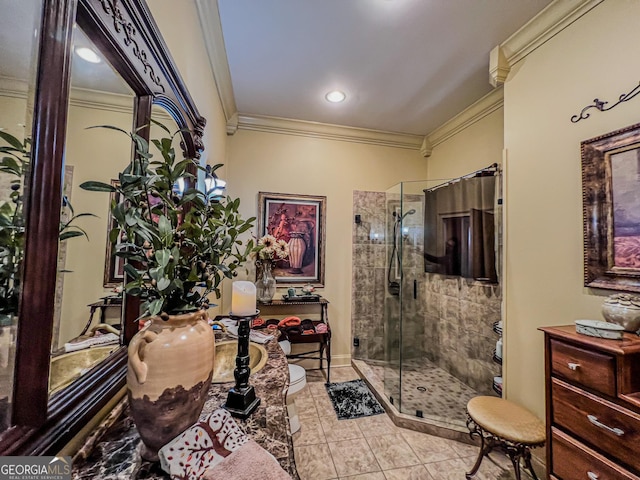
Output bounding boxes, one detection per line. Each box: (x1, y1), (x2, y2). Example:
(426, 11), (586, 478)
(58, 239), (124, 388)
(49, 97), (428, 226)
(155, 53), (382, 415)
(256, 234), (289, 262)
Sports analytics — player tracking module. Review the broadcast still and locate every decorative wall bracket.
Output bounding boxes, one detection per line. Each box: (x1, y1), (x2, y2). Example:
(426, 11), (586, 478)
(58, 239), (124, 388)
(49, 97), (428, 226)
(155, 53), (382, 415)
(571, 81), (640, 123)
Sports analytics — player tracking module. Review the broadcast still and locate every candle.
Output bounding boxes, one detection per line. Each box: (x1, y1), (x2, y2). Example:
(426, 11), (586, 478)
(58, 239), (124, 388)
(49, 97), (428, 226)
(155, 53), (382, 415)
(231, 281), (256, 316)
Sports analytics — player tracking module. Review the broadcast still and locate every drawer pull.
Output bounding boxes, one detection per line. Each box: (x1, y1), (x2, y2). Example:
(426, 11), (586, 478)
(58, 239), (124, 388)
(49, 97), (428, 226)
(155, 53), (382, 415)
(587, 472), (599, 480)
(567, 362), (580, 370)
(587, 414), (625, 436)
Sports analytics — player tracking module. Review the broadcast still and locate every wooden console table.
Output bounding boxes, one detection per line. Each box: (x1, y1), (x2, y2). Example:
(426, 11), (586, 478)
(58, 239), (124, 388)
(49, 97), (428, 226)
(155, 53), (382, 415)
(258, 298), (331, 383)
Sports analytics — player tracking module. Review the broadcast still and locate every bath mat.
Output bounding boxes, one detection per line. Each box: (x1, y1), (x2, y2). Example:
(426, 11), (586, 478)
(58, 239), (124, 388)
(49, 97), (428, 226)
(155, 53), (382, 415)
(325, 379), (385, 420)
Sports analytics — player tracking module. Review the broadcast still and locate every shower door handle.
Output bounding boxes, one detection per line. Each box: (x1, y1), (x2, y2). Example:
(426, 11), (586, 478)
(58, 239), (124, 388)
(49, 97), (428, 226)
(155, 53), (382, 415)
(413, 280), (417, 299)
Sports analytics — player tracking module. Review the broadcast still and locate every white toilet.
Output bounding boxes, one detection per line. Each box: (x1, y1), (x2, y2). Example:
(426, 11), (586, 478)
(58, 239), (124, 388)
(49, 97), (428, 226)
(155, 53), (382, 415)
(279, 340), (307, 434)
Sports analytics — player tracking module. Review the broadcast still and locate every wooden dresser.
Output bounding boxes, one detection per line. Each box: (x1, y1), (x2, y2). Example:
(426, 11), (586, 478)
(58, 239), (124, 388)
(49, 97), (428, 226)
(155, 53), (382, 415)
(540, 326), (640, 480)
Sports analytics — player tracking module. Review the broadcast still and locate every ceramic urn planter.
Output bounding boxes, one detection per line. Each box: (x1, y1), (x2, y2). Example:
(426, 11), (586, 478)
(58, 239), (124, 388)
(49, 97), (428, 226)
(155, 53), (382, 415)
(127, 310), (214, 460)
(602, 293), (640, 333)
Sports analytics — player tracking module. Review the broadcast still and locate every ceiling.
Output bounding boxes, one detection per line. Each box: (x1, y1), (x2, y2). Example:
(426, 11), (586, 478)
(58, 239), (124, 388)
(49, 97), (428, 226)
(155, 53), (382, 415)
(213, 0), (552, 136)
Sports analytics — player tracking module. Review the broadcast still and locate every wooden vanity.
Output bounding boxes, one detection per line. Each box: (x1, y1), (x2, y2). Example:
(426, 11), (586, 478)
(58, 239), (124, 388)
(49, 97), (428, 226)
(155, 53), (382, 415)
(540, 326), (640, 480)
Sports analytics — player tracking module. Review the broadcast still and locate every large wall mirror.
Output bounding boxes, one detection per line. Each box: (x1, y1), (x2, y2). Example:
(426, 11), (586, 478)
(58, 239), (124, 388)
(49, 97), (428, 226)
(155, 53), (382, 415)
(1, 0), (206, 455)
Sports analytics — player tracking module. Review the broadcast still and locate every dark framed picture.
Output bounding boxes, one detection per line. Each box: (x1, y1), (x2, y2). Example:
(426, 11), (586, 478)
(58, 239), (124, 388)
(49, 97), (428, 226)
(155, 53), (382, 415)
(103, 179), (124, 287)
(257, 192), (326, 286)
(582, 122), (640, 292)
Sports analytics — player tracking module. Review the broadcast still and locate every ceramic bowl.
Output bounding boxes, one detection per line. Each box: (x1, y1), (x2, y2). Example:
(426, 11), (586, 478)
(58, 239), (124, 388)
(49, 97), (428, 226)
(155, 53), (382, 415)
(601, 293), (640, 332)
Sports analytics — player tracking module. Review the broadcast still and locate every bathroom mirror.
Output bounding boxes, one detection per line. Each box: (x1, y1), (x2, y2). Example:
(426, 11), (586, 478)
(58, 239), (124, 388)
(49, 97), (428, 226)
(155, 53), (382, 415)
(50, 24), (136, 396)
(2, 0), (205, 455)
(0, 0), (43, 435)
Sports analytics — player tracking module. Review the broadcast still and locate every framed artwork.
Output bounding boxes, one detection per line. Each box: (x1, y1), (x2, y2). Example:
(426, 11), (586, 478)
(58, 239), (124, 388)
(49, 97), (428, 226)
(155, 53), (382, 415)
(103, 180), (124, 287)
(582, 122), (640, 292)
(257, 192), (326, 286)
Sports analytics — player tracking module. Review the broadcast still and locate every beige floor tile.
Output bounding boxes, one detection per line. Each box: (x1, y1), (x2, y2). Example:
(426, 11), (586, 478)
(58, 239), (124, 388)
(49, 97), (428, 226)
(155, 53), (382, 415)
(445, 438), (479, 458)
(366, 433), (420, 470)
(340, 472), (386, 480)
(320, 415), (364, 442)
(295, 443), (338, 480)
(296, 394), (318, 416)
(462, 455), (518, 479)
(400, 430), (459, 464)
(298, 402), (319, 420)
(383, 465), (434, 480)
(355, 414), (399, 436)
(330, 366), (361, 382)
(309, 381), (329, 397)
(425, 457), (510, 480)
(293, 416), (326, 446)
(314, 393), (336, 413)
(328, 438), (381, 477)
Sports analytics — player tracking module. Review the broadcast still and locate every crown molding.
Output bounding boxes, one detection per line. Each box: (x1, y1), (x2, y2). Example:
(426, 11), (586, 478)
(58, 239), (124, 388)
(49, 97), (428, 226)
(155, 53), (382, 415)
(195, 0), (237, 128)
(237, 114), (424, 150)
(427, 87), (503, 148)
(0, 76), (174, 120)
(490, 0), (603, 86)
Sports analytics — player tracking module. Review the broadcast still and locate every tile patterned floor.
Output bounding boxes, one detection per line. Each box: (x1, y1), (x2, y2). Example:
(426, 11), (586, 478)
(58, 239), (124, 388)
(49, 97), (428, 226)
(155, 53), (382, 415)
(368, 359), (480, 427)
(294, 367), (516, 480)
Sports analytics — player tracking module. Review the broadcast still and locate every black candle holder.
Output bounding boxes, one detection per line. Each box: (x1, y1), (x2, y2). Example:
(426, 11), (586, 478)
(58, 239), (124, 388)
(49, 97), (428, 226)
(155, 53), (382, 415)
(223, 310), (261, 419)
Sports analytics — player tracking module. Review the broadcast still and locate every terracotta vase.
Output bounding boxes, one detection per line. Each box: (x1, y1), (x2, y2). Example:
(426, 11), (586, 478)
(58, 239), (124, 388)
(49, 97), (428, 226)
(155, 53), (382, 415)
(127, 310), (214, 460)
(288, 232), (306, 273)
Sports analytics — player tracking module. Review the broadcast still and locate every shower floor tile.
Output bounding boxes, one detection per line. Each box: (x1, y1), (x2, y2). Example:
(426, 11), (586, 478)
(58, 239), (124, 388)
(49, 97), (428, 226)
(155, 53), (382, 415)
(368, 359), (480, 427)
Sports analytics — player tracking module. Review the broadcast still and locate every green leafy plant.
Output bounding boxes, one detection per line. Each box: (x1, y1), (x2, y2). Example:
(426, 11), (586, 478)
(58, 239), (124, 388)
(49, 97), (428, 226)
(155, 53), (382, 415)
(80, 123), (256, 318)
(0, 131), (91, 323)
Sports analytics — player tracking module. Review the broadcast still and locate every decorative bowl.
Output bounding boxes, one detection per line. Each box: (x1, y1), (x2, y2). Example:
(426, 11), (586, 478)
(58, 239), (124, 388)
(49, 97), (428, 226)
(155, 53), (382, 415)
(601, 293), (640, 333)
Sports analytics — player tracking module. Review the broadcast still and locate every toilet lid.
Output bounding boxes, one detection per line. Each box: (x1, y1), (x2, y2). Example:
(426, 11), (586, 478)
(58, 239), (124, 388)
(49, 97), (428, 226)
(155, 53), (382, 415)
(288, 364), (307, 393)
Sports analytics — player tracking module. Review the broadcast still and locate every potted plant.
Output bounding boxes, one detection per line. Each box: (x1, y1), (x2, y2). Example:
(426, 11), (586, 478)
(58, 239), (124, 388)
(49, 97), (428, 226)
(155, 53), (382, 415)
(255, 234), (289, 302)
(81, 123), (256, 460)
(0, 131), (91, 326)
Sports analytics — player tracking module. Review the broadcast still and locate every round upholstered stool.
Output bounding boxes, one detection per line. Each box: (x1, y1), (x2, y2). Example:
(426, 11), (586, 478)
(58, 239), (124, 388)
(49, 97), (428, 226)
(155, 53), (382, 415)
(466, 396), (545, 480)
(286, 364), (307, 434)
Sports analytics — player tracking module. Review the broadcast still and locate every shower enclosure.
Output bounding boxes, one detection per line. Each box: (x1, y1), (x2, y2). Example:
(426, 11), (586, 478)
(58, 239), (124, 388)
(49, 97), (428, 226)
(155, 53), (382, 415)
(352, 167), (502, 430)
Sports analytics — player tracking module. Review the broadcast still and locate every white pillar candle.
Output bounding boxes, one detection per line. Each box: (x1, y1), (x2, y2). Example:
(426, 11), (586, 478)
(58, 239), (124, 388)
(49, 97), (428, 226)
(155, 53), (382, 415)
(231, 281), (256, 316)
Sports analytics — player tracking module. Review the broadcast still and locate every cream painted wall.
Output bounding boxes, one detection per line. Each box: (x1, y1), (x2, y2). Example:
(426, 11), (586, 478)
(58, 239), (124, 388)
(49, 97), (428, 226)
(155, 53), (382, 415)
(58, 105), (134, 345)
(147, 0), (228, 179)
(426, 107), (504, 180)
(226, 130), (427, 365)
(502, 0), (640, 420)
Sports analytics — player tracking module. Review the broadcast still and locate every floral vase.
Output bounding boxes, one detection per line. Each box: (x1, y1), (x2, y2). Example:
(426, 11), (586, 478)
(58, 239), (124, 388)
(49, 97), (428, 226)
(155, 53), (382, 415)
(127, 310), (214, 460)
(288, 232), (306, 274)
(256, 261), (277, 303)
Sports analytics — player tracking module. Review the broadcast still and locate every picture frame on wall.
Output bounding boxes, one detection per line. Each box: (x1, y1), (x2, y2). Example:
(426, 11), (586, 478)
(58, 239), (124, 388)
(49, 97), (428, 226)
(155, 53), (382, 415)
(582, 122), (640, 292)
(103, 179), (124, 287)
(257, 192), (326, 286)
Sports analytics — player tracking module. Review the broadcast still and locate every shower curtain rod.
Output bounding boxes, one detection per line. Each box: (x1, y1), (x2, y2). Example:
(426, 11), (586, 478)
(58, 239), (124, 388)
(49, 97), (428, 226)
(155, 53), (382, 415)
(422, 163), (499, 193)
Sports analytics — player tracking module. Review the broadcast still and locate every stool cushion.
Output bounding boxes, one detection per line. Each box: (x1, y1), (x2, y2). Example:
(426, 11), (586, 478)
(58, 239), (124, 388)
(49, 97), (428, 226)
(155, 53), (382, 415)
(467, 396), (545, 445)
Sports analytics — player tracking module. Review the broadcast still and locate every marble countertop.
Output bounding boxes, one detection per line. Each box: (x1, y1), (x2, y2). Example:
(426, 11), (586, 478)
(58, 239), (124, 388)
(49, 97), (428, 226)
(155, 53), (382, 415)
(72, 332), (299, 479)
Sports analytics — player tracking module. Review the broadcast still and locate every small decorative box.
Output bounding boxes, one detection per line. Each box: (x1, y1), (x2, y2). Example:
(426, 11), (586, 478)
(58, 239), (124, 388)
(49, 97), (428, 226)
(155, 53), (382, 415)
(575, 319), (625, 340)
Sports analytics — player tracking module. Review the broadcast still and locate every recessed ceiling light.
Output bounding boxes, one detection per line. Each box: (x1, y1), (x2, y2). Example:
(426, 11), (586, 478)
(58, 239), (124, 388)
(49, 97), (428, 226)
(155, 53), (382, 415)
(75, 47), (101, 63)
(325, 90), (346, 103)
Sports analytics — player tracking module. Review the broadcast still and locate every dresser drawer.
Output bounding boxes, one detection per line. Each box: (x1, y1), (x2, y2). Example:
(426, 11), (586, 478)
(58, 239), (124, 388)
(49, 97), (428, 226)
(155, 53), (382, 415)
(552, 379), (640, 472)
(552, 427), (640, 480)
(550, 338), (616, 396)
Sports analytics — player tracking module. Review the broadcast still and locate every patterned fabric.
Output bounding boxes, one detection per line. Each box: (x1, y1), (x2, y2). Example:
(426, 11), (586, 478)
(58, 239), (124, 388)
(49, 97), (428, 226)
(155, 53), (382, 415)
(158, 409), (248, 479)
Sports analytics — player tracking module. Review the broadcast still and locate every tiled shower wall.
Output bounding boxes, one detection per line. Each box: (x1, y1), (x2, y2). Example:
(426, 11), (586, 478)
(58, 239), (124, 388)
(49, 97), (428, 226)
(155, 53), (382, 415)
(351, 190), (500, 396)
(351, 191), (387, 361)
(424, 275), (501, 395)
